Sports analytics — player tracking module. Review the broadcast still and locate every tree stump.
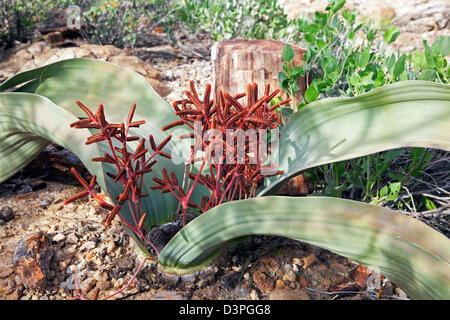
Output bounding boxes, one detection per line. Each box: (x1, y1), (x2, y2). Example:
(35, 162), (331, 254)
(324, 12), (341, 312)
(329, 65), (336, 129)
(212, 38), (309, 195)
(212, 38), (306, 107)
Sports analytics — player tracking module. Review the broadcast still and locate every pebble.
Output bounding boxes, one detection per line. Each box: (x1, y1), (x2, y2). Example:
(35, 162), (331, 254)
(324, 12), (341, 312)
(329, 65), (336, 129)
(66, 234), (78, 244)
(0, 206), (14, 222)
(53, 233), (66, 243)
(93, 271), (108, 282)
(106, 241), (116, 254)
(40, 199), (52, 208)
(82, 241), (96, 250)
(249, 289), (259, 300)
(282, 270), (296, 283)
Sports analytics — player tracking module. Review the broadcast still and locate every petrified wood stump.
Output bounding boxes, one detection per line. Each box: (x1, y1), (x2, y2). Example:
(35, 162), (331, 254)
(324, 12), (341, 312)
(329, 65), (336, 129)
(212, 38), (306, 107)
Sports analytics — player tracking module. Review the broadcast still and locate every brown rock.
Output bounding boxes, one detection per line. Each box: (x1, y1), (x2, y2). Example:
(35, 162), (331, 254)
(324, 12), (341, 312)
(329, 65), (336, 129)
(266, 289), (310, 300)
(252, 271), (273, 294)
(277, 174), (309, 195)
(12, 232), (54, 290)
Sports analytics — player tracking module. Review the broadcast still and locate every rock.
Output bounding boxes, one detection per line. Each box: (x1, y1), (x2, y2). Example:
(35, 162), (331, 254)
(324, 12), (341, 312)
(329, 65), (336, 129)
(252, 271), (273, 294)
(52, 233), (66, 243)
(0, 265), (14, 278)
(12, 232), (54, 289)
(0, 206), (14, 222)
(266, 289), (310, 300)
(277, 174), (309, 196)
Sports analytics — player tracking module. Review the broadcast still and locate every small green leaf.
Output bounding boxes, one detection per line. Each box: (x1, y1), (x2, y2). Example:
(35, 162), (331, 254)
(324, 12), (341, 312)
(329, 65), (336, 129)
(384, 27), (400, 44)
(305, 84), (319, 103)
(358, 48), (371, 68)
(278, 71), (288, 90)
(423, 196), (437, 211)
(393, 54), (406, 78)
(423, 40), (437, 68)
(282, 44), (295, 62)
(413, 51), (427, 70)
(350, 73), (361, 86)
(304, 23), (320, 35)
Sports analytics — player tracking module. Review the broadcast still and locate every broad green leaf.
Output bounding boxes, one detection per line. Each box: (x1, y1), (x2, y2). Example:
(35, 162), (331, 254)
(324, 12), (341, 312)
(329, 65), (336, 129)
(431, 36), (450, 57)
(259, 81), (450, 195)
(0, 58), (209, 229)
(158, 196), (450, 300)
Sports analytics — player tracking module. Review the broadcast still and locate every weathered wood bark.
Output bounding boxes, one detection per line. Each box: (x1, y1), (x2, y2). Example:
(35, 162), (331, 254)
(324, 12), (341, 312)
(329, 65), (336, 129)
(212, 38), (306, 107)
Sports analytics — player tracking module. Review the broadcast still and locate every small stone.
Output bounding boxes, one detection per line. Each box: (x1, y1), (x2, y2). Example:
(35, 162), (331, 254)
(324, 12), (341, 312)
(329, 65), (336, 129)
(58, 260), (69, 272)
(52, 233), (66, 243)
(249, 289), (259, 300)
(292, 257), (302, 266)
(0, 206), (14, 222)
(282, 270), (296, 283)
(93, 271), (108, 282)
(300, 253), (317, 270)
(0, 265), (13, 278)
(275, 279), (285, 290)
(232, 266), (241, 272)
(266, 289), (310, 300)
(40, 199), (52, 208)
(66, 233), (78, 244)
(97, 280), (111, 291)
(82, 241), (96, 250)
(243, 272), (250, 280)
(106, 241), (116, 254)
